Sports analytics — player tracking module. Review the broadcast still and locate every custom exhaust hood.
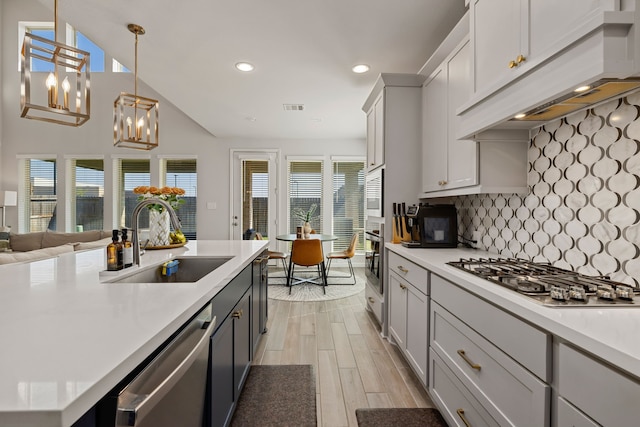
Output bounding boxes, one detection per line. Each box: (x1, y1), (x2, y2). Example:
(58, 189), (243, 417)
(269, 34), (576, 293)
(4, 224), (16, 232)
(510, 79), (640, 122)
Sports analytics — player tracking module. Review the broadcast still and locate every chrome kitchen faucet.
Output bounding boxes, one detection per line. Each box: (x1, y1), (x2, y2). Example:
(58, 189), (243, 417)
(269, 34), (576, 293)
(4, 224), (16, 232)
(130, 199), (182, 267)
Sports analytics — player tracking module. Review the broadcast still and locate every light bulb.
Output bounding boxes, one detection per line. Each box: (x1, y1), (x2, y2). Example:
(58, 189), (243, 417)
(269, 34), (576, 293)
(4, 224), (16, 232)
(61, 77), (70, 93)
(46, 73), (57, 107)
(61, 77), (70, 109)
(46, 73), (57, 89)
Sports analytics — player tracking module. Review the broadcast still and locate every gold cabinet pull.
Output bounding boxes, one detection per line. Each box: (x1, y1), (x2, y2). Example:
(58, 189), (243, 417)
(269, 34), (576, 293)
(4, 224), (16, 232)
(456, 409), (472, 427)
(457, 349), (481, 370)
(508, 60), (517, 68)
(399, 283), (407, 290)
(232, 309), (244, 319)
(368, 297), (375, 303)
(397, 266), (409, 274)
(516, 54), (526, 64)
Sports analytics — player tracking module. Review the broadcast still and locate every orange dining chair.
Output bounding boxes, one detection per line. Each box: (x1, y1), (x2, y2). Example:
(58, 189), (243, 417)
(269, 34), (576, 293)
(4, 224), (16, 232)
(255, 232), (289, 280)
(287, 238), (327, 294)
(325, 233), (358, 285)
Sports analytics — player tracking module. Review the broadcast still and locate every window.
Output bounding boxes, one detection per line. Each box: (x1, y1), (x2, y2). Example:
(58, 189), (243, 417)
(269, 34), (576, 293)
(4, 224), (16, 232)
(161, 159), (197, 239)
(73, 30), (105, 72)
(116, 159), (150, 229)
(288, 161), (323, 233)
(70, 159), (104, 231)
(332, 161), (365, 251)
(22, 158), (57, 232)
(243, 161), (269, 238)
(19, 22), (106, 72)
(112, 59), (130, 73)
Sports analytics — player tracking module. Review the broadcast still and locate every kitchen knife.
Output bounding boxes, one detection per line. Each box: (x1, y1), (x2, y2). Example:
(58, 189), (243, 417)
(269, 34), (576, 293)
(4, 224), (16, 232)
(401, 202), (408, 240)
(398, 202), (404, 238)
(392, 203), (398, 242)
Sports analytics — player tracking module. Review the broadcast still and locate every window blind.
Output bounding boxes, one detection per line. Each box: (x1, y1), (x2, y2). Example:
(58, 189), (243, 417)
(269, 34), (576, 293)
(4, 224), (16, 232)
(162, 159), (197, 239)
(24, 158), (57, 232)
(332, 161), (365, 251)
(72, 159), (104, 231)
(116, 159), (150, 229)
(288, 161), (323, 233)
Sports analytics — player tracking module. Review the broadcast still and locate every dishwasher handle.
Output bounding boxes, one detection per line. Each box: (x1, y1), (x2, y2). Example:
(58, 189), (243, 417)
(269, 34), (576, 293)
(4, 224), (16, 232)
(116, 312), (217, 426)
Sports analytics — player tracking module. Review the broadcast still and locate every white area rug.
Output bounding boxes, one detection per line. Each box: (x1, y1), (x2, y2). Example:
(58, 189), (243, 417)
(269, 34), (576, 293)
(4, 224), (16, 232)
(268, 267), (365, 302)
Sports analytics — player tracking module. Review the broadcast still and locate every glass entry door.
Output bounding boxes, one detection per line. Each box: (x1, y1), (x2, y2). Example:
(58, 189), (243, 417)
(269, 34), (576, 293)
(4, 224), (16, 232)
(230, 151), (277, 243)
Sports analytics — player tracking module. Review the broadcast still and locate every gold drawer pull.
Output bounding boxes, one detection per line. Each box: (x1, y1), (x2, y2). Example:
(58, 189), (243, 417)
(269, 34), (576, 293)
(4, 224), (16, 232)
(397, 266), (409, 274)
(516, 54), (526, 64)
(508, 60), (517, 68)
(368, 297), (375, 303)
(456, 408), (472, 427)
(457, 349), (481, 371)
(399, 284), (407, 290)
(232, 309), (243, 319)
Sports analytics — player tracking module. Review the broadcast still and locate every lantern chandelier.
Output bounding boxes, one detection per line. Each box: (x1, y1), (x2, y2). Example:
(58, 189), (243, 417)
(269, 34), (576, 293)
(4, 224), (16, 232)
(20, 0), (90, 126)
(114, 24), (159, 150)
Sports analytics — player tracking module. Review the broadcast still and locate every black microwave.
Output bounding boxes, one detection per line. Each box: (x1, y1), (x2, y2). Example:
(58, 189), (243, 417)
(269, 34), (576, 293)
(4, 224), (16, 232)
(413, 204), (458, 248)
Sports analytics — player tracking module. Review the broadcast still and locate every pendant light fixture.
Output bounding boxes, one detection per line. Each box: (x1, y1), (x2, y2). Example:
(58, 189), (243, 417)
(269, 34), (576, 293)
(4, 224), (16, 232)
(114, 24), (159, 150)
(20, 0), (90, 126)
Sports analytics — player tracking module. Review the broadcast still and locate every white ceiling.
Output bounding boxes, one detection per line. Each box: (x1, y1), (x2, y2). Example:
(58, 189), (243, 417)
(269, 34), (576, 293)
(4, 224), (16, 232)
(51, 0), (466, 139)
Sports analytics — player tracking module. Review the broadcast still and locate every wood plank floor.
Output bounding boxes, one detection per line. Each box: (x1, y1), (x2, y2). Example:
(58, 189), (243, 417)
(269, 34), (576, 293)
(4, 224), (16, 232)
(253, 268), (436, 427)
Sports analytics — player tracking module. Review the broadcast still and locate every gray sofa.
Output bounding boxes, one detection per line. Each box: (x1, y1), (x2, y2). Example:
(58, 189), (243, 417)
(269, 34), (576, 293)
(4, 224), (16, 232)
(0, 230), (112, 265)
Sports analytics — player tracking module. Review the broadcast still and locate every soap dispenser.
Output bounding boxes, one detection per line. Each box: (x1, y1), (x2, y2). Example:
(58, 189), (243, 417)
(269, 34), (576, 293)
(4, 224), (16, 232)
(107, 229), (123, 271)
(121, 228), (133, 268)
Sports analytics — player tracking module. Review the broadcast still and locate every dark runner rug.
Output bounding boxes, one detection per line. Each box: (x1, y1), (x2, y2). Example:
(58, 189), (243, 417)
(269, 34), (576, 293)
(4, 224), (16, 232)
(231, 364), (316, 427)
(356, 407), (448, 427)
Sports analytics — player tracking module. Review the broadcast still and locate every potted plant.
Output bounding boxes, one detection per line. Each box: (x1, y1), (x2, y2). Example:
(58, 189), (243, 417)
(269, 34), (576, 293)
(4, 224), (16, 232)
(293, 204), (317, 238)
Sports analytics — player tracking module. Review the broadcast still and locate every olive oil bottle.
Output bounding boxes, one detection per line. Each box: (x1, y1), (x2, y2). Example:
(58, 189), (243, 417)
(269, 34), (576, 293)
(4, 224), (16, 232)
(106, 229), (123, 271)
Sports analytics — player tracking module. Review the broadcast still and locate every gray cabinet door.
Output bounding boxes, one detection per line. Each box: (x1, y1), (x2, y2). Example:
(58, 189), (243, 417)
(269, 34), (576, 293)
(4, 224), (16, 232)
(210, 315), (234, 427)
(234, 291), (252, 401)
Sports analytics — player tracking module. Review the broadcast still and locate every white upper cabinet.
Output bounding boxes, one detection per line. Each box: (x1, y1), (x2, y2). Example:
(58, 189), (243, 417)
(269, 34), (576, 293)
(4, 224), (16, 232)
(473, 0), (527, 95)
(363, 74), (424, 174)
(422, 39), (478, 194)
(420, 13), (528, 198)
(459, 0), (640, 139)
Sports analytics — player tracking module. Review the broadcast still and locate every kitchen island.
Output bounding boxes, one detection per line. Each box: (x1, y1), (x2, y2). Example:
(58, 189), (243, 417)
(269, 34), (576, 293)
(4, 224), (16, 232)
(0, 240), (267, 427)
(386, 243), (640, 427)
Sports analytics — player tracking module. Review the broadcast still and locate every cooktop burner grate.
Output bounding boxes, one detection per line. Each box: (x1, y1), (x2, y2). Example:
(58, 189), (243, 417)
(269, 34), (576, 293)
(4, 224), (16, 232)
(447, 258), (639, 307)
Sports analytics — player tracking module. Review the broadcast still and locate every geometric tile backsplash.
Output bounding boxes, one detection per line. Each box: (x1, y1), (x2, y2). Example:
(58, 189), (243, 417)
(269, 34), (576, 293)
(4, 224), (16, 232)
(455, 93), (640, 287)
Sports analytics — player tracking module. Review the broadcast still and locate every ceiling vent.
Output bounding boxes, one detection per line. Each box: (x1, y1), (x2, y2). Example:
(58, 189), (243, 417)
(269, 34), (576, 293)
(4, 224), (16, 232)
(283, 104), (304, 111)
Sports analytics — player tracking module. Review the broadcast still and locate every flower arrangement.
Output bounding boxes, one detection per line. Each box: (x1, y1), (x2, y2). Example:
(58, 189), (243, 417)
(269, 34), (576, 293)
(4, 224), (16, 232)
(133, 186), (186, 212)
(292, 203), (318, 223)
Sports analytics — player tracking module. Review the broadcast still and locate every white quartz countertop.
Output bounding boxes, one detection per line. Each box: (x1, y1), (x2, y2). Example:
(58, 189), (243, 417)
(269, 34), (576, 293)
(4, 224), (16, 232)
(386, 244), (640, 380)
(0, 240), (267, 427)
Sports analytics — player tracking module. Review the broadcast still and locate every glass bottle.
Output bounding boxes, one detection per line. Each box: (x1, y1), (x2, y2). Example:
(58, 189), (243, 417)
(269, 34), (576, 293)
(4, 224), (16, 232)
(121, 228), (133, 268)
(106, 229), (123, 271)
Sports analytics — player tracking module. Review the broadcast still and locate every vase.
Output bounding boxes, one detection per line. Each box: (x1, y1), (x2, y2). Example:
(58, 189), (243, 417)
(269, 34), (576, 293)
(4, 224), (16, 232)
(303, 221), (312, 238)
(149, 209), (170, 246)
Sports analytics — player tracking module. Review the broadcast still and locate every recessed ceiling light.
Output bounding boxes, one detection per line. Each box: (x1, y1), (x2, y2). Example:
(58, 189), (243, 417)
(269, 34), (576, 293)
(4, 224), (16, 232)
(514, 113), (526, 119)
(235, 62), (254, 72)
(352, 64), (370, 74)
(574, 85), (591, 93)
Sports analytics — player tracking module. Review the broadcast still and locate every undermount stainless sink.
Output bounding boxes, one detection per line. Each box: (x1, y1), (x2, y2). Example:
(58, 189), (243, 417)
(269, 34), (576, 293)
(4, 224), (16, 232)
(105, 256), (232, 283)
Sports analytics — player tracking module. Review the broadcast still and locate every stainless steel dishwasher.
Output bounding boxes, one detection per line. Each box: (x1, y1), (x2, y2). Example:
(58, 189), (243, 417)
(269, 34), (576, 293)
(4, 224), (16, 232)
(115, 303), (216, 427)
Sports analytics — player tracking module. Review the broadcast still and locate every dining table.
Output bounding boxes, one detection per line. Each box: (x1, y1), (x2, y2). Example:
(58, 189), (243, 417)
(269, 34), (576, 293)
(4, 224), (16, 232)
(275, 233), (337, 285)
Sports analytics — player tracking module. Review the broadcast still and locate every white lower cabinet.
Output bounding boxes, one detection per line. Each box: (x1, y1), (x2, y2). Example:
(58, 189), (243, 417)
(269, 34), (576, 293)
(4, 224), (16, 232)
(387, 252), (428, 386)
(557, 342), (640, 427)
(431, 302), (549, 427)
(556, 397), (599, 427)
(429, 273), (550, 427)
(430, 350), (500, 427)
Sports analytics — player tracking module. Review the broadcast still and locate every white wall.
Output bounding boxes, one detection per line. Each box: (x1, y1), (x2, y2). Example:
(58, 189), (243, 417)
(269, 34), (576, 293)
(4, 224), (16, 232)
(0, 0), (366, 238)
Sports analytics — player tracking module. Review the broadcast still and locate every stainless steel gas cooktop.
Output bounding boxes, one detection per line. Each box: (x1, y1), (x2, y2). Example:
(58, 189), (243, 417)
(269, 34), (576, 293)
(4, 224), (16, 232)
(447, 258), (640, 307)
